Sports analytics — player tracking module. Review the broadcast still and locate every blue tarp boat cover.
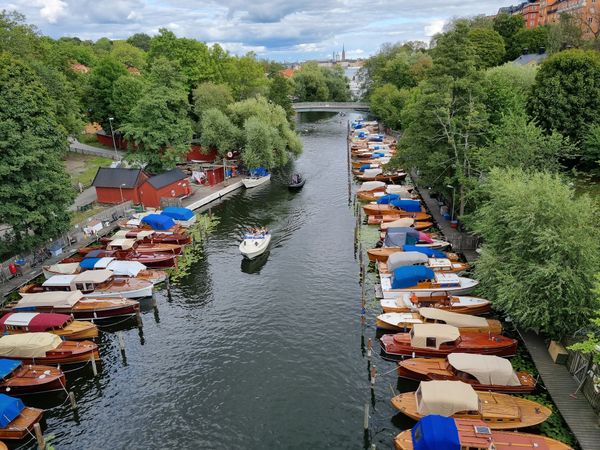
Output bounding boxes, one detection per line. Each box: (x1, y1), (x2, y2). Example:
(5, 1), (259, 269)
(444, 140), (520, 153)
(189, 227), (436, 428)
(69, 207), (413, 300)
(373, 152), (385, 158)
(386, 227), (420, 239)
(0, 394), (24, 428)
(392, 266), (435, 289)
(403, 245), (446, 258)
(162, 207), (194, 221)
(79, 258), (102, 270)
(141, 214), (175, 231)
(352, 123), (364, 129)
(0, 360), (20, 380)
(376, 194), (400, 204)
(250, 167), (269, 177)
(391, 199), (422, 213)
(358, 131), (366, 138)
(412, 415), (460, 450)
(359, 164), (371, 172)
(372, 145), (381, 150)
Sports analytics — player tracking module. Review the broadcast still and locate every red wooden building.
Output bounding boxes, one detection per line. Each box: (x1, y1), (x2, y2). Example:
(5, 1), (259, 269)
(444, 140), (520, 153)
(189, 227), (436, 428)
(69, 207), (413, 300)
(138, 169), (190, 207)
(92, 168), (148, 204)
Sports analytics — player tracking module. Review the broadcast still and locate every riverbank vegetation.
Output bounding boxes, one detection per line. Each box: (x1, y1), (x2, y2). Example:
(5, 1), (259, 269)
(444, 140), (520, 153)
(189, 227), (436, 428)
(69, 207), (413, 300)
(291, 62), (351, 102)
(364, 13), (600, 342)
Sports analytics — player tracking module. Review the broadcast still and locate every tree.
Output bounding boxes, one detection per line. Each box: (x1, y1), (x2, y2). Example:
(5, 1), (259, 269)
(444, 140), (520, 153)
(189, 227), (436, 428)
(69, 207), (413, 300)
(369, 83), (406, 130)
(0, 11), (42, 60)
(546, 13), (583, 53)
(291, 63), (329, 101)
(430, 21), (477, 79)
(94, 37), (113, 53)
(147, 56), (186, 89)
(468, 28), (506, 69)
(568, 276), (600, 363)
(267, 75), (294, 122)
(199, 108), (239, 156)
(222, 53), (269, 99)
(529, 49), (600, 143)
(242, 116), (278, 168)
(0, 54), (74, 257)
(469, 168), (600, 339)
(110, 41), (146, 69)
(508, 26), (549, 60)
(582, 124), (600, 171)
(120, 85), (193, 173)
(192, 82), (234, 132)
(111, 75), (147, 126)
(127, 33), (152, 52)
(493, 12), (525, 59)
(85, 56), (128, 130)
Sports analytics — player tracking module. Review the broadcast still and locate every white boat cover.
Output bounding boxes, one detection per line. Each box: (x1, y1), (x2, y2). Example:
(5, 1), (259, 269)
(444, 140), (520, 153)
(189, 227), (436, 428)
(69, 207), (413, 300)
(42, 274), (76, 287)
(17, 291), (83, 307)
(427, 258), (452, 269)
(363, 168), (383, 177)
(45, 263), (80, 275)
(435, 273), (460, 286)
(106, 261), (145, 277)
(136, 230), (155, 239)
(0, 333), (62, 358)
(125, 219), (141, 227)
(386, 185), (411, 198)
(410, 324), (460, 349)
(416, 381), (479, 416)
(111, 230), (129, 239)
(358, 181), (386, 192)
(107, 238), (136, 250)
(72, 269), (113, 285)
(382, 218), (415, 230)
(388, 252), (429, 271)
(418, 308), (488, 328)
(93, 257), (115, 269)
(3, 312), (39, 327)
(448, 353), (521, 386)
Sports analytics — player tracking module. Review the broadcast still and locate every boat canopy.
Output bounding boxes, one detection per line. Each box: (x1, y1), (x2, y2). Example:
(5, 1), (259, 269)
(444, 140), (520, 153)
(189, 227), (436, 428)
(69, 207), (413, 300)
(106, 260), (145, 277)
(0, 333), (62, 358)
(387, 227), (420, 239)
(92, 257), (116, 269)
(382, 218), (414, 229)
(411, 415), (460, 450)
(391, 266), (435, 289)
(376, 194), (400, 205)
(141, 214), (175, 231)
(86, 249), (113, 258)
(427, 258), (452, 269)
(384, 232), (418, 248)
(419, 308), (487, 328)
(448, 353), (521, 386)
(410, 324), (460, 349)
(0, 312), (70, 331)
(162, 207), (194, 221)
(42, 274), (76, 287)
(17, 290), (83, 308)
(434, 273), (460, 287)
(111, 230), (130, 239)
(135, 230), (155, 239)
(79, 258), (102, 270)
(250, 167), (269, 177)
(44, 263), (80, 275)
(0, 360), (20, 381)
(387, 252), (429, 271)
(418, 232), (433, 244)
(0, 394), (25, 428)
(358, 181), (385, 192)
(72, 269), (113, 285)
(363, 168), (383, 177)
(391, 199), (422, 212)
(386, 185), (411, 198)
(107, 238), (136, 250)
(416, 381), (479, 416)
(402, 245), (446, 259)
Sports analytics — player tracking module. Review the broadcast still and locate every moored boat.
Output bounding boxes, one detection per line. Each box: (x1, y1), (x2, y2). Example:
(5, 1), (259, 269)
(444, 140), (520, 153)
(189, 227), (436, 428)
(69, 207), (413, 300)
(0, 333), (99, 366)
(0, 359), (67, 396)
(368, 246), (459, 263)
(380, 292), (492, 315)
(397, 353), (536, 394)
(378, 252), (470, 275)
(43, 259), (167, 285)
(61, 248), (177, 268)
(391, 380), (551, 429)
(376, 308), (501, 334)
(242, 168), (271, 188)
(288, 174), (306, 190)
(0, 312), (98, 340)
(364, 201), (425, 217)
(380, 324), (517, 358)
(99, 229), (191, 245)
(239, 228), (271, 260)
(0, 394), (43, 441)
(381, 266), (478, 298)
(393, 415), (572, 450)
(161, 207), (197, 228)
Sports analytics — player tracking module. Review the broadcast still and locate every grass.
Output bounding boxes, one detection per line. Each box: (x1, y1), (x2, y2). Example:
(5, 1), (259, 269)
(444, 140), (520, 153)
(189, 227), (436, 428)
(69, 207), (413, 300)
(65, 152), (113, 188)
(70, 204), (106, 225)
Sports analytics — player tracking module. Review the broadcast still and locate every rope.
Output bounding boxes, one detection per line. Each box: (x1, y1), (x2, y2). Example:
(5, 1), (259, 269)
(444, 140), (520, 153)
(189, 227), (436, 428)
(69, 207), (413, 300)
(11, 435), (36, 450)
(61, 358), (92, 374)
(95, 315), (138, 329)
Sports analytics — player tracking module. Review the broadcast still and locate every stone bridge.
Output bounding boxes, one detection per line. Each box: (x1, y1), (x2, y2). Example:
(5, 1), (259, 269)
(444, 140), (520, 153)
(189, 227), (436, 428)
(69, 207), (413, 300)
(292, 102), (370, 112)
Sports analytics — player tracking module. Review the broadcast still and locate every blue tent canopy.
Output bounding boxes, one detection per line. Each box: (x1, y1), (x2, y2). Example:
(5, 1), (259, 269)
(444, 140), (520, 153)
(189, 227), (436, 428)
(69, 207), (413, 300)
(162, 207), (194, 221)
(141, 214), (175, 231)
(386, 227), (420, 238)
(372, 152), (385, 158)
(0, 360), (20, 381)
(412, 416), (460, 450)
(79, 257), (102, 270)
(391, 199), (422, 213)
(359, 164), (371, 172)
(392, 265), (434, 289)
(0, 394), (24, 428)
(402, 245), (446, 258)
(250, 167), (269, 177)
(376, 194), (400, 205)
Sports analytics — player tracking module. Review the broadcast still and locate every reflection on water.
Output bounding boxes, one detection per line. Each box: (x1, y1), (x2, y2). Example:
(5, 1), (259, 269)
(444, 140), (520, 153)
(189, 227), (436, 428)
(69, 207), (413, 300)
(240, 250), (270, 274)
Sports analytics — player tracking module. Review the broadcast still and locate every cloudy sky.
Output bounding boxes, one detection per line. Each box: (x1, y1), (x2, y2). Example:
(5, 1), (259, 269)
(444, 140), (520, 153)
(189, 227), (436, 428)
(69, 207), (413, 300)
(1, 0), (514, 61)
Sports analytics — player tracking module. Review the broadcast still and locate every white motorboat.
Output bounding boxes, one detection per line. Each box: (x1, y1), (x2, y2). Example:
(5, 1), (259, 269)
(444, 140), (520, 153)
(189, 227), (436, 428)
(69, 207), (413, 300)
(380, 292), (492, 314)
(239, 229), (272, 259)
(242, 174), (271, 188)
(381, 271), (479, 299)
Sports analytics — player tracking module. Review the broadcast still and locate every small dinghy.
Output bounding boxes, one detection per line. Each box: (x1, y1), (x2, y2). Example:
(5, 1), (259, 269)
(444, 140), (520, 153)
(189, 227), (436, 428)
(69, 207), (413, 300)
(242, 168), (271, 188)
(288, 174), (305, 190)
(239, 228), (272, 260)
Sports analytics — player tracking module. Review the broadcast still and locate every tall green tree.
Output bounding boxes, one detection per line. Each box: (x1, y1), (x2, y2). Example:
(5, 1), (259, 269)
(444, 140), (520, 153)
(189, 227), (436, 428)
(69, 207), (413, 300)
(470, 168), (600, 339)
(509, 26), (549, 60)
(126, 33), (152, 52)
(493, 12), (525, 59)
(86, 56), (128, 130)
(430, 21), (477, 79)
(369, 83), (406, 130)
(110, 41), (146, 69)
(468, 27), (506, 69)
(192, 82), (234, 132)
(546, 13), (583, 53)
(267, 75), (294, 122)
(0, 54), (74, 257)
(199, 108), (239, 156)
(111, 75), (147, 127)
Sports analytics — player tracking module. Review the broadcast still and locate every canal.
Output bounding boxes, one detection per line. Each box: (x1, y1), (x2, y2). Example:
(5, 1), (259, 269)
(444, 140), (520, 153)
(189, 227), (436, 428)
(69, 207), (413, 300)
(43, 111), (379, 449)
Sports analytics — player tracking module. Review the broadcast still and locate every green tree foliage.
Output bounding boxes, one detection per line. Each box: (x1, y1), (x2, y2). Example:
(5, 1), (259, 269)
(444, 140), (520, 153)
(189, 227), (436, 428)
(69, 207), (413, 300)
(582, 124), (600, 171)
(222, 53), (269, 99)
(369, 84), (406, 130)
(199, 108), (239, 156)
(470, 168), (600, 338)
(468, 28), (506, 69)
(430, 21), (477, 78)
(146, 56), (186, 89)
(111, 75), (147, 126)
(529, 49), (600, 143)
(110, 41), (146, 69)
(86, 56), (129, 130)
(493, 12), (525, 59)
(267, 75), (294, 122)
(94, 37), (113, 53)
(547, 13), (583, 53)
(126, 33), (152, 52)
(569, 277), (600, 364)
(192, 82), (234, 132)
(0, 11), (42, 60)
(292, 62), (350, 101)
(0, 54), (74, 257)
(509, 26), (549, 60)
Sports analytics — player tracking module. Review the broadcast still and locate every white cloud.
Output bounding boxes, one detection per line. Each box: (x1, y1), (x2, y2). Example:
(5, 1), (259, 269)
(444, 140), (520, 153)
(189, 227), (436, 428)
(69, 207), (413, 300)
(424, 19), (446, 37)
(32, 0), (67, 23)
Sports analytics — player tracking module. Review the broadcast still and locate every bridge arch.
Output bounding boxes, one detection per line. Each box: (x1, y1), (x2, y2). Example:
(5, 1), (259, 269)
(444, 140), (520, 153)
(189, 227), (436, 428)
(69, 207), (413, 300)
(292, 102), (370, 113)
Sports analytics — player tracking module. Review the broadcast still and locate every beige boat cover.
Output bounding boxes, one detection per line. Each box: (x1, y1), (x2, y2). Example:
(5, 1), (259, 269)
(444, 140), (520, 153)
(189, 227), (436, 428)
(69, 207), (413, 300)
(410, 324), (460, 349)
(416, 380), (479, 416)
(45, 263), (80, 275)
(388, 252), (429, 272)
(111, 230), (129, 239)
(17, 290), (83, 307)
(382, 218), (414, 229)
(448, 353), (521, 386)
(71, 269), (113, 285)
(363, 168), (383, 177)
(358, 181), (386, 192)
(0, 333), (62, 358)
(418, 308), (488, 328)
(107, 238), (136, 250)
(42, 274), (76, 287)
(385, 185), (411, 198)
(136, 230), (155, 239)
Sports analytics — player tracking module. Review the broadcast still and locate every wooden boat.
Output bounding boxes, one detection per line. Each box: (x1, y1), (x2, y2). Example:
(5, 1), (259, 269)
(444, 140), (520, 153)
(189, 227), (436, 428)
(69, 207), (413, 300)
(0, 394), (43, 441)
(43, 261), (167, 285)
(357, 181), (387, 194)
(391, 380), (551, 429)
(368, 247), (459, 263)
(393, 416), (573, 450)
(0, 312), (98, 340)
(363, 204), (425, 216)
(288, 174), (306, 191)
(378, 256), (470, 275)
(357, 172), (406, 183)
(381, 292), (492, 315)
(0, 359), (67, 395)
(99, 229), (191, 245)
(379, 218), (427, 232)
(21, 269), (153, 299)
(397, 353), (535, 394)
(79, 239), (183, 255)
(368, 214), (435, 225)
(380, 324), (517, 358)
(376, 308), (501, 333)
(61, 249), (177, 268)
(381, 267), (478, 299)
(4, 291), (139, 321)
(0, 333), (99, 366)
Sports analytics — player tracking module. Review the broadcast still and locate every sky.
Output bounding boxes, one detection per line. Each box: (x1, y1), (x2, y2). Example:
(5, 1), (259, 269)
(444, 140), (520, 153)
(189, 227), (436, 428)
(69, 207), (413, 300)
(0, 0), (515, 61)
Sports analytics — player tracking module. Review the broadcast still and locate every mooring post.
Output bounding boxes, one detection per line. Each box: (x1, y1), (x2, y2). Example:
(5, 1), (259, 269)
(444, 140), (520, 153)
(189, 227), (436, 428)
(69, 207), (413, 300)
(69, 391), (78, 410)
(90, 356), (98, 377)
(363, 402), (369, 430)
(117, 331), (126, 353)
(367, 338), (372, 359)
(33, 423), (45, 450)
(370, 365), (377, 388)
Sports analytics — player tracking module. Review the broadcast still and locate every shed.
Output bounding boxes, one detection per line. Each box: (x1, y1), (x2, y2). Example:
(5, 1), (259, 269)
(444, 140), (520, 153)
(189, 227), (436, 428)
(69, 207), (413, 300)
(92, 168), (148, 204)
(138, 168), (190, 208)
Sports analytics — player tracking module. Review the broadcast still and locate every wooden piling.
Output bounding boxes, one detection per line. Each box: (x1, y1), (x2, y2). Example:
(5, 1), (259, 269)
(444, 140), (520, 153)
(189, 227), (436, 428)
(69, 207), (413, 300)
(117, 332), (125, 352)
(90, 356), (98, 377)
(363, 403), (369, 430)
(33, 423), (45, 450)
(69, 391), (78, 410)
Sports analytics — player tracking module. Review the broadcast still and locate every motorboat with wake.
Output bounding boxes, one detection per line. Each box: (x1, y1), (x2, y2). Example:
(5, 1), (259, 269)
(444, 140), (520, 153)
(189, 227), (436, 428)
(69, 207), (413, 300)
(239, 227), (272, 260)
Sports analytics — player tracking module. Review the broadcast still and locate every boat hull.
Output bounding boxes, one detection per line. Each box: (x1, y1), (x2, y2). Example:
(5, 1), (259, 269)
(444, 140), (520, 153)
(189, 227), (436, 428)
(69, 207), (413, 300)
(1, 364), (67, 395)
(242, 175), (271, 188)
(239, 234), (272, 260)
(380, 294), (492, 315)
(0, 407), (43, 441)
(0, 341), (100, 366)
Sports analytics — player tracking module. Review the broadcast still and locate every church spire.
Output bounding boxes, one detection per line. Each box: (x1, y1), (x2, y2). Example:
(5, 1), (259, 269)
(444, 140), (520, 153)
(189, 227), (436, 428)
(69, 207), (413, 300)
(342, 44), (345, 62)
